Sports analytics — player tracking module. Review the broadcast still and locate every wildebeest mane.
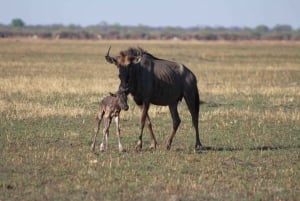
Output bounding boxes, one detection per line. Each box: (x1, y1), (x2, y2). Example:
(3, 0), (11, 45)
(120, 47), (161, 61)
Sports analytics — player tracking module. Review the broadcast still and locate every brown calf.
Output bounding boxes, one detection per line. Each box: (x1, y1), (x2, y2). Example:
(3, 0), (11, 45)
(91, 91), (128, 152)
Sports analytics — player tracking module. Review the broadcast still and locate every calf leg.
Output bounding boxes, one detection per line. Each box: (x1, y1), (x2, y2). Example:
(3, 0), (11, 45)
(91, 111), (103, 152)
(114, 116), (124, 152)
(166, 103), (181, 150)
(100, 118), (112, 152)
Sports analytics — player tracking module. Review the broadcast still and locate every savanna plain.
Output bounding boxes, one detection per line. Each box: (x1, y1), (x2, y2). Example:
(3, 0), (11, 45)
(0, 39), (299, 201)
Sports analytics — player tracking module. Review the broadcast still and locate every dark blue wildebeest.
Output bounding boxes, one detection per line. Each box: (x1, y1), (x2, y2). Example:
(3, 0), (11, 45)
(105, 47), (202, 151)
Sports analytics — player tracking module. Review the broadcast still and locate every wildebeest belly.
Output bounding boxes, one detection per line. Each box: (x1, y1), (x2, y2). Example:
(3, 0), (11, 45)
(150, 80), (183, 106)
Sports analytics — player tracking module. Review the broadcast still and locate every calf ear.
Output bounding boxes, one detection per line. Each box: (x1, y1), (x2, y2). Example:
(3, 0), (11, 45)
(109, 92), (116, 97)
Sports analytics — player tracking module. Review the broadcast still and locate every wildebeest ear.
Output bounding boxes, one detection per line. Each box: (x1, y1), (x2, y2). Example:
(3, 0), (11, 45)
(132, 56), (141, 64)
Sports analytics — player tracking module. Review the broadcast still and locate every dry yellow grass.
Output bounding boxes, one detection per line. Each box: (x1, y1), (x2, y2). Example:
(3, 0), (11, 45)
(0, 39), (299, 122)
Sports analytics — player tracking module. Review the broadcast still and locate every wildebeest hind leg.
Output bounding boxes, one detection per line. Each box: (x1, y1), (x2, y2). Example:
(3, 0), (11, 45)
(184, 90), (202, 150)
(166, 103), (181, 150)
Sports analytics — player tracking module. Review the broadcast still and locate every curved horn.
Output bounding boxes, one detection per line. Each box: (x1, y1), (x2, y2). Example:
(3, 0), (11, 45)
(105, 46), (117, 64)
(106, 46), (111, 57)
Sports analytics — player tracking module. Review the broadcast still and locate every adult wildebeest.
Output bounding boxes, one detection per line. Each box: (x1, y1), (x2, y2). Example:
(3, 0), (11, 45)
(91, 91), (128, 152)
(105, 47), (202, 151)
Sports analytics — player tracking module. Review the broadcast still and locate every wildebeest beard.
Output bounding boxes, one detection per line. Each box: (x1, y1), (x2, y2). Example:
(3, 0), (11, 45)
(118, 65), (130, 94)
(118, 62), (140, 97)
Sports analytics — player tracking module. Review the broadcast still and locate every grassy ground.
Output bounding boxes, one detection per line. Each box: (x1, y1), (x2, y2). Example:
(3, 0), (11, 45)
(0, 39), (299, 200)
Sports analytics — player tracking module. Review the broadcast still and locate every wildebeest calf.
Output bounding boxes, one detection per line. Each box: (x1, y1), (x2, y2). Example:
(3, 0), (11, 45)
(91, 90), (128, 152)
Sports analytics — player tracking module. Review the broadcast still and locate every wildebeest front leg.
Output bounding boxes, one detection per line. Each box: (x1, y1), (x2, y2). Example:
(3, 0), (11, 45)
(145, 114), (157, 150)
(114, 116), (124, 152)
(166, 103), (181, 150)
(137, 105), (157, 150)
(136, 103), (150, 151)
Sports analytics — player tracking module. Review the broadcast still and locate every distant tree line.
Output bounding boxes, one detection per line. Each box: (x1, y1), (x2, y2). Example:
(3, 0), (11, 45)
(1, 18), (300, 41)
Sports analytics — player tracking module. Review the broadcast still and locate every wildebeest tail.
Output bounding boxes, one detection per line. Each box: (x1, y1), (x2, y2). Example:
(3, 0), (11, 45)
(199, 99), (206, 105)
(195, 89), (200, 113)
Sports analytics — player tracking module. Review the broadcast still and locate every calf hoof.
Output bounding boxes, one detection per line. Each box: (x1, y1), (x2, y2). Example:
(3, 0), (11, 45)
(135, 141), (142, 152)
(118, 145), (125, 153)
(100, 144), (105, 152)
(90, 143), (96, 152)
(135, 145), (142, 152)
(149, 142), (157, 150)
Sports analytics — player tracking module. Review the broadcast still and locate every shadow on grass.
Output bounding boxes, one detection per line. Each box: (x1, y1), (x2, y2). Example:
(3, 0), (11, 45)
(197, 145), (300, 152)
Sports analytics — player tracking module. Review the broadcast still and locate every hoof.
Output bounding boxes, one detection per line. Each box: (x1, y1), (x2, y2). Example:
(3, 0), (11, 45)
(90, 143), (96, 152)
(166, 141), (172, 150)
(194, 143), (202, 151)
(149, 143), (157, 150)
(100, 144), (105, 152)
(135, 140), (142, 152)
(118, 145), (125, 153)
(135, 145), (142, 152)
